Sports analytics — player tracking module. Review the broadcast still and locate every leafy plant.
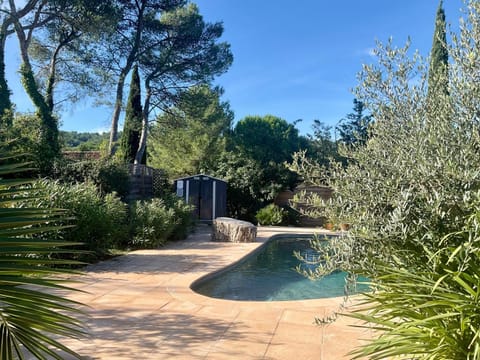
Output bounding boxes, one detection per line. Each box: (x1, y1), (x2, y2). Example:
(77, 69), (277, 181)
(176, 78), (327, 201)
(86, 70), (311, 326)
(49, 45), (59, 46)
(255, 204), (287, 226)
(129, 195), (193, 248)
(349, 211), (480, 359)
(290, 5), (480, 273)
(0, 153), (85, 359)
(289, 2), (480, 358)
(149, 85), (233, 178)
(211, 151), (266, 221)
(53, 158), (130, 198)
(161, 192), (195, 240)
(25, 180), (129, 260)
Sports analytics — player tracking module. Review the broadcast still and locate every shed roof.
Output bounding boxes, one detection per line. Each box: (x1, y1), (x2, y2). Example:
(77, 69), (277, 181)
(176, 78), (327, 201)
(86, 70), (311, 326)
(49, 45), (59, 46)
(174, 174), (227, 183)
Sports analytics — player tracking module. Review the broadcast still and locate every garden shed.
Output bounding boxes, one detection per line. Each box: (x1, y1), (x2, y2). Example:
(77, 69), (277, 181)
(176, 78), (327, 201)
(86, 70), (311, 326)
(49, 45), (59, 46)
(174, 174), (227, 222)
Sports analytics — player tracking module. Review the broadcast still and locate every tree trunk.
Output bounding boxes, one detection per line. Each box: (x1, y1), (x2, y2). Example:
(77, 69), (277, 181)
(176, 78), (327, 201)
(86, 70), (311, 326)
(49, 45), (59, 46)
(0, 0), (37, 127)
(45, 31), (77, 112)
(9, 0), (60, 174)
(108, 71), (127, 154)
(107, 1), (146, 156)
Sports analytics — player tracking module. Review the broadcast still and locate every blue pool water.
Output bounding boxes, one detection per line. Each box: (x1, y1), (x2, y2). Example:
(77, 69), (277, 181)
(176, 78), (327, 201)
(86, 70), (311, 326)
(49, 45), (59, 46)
(191, 235), (368, 301)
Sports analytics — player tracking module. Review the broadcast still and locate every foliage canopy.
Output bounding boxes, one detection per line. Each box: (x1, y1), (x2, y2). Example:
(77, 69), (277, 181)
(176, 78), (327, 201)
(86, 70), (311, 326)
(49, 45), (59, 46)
(211, 115), (306, 220)
(149, 85), (233, 178)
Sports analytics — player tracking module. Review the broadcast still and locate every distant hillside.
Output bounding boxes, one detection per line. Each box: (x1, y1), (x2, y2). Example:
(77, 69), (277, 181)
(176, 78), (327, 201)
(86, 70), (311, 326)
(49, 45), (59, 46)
(60, 131), (116, 151)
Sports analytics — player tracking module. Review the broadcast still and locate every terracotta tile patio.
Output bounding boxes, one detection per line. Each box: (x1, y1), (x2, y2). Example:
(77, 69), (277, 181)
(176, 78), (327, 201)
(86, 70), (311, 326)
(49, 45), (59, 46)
(53, 226), (372, 359)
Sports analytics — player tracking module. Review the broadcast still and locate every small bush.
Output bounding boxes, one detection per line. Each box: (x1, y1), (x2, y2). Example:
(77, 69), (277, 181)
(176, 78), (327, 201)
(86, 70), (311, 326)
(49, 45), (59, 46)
(103, 192), (130, 247)
(15, 178), (194, 259)
(162, 192), (195, 240)
(96, 161), (130, 196)
(25, 180), (128, 260)
(255, 204), (287, 226)
(130, 198), (176, 248)
(129, 196), (193, 248)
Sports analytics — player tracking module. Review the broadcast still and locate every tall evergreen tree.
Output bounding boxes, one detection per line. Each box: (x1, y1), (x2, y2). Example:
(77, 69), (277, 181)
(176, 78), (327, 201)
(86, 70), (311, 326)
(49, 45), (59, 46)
(336, 98), (372, 146)
(149, 85), (233, 177)
(0, 30), (13, 128)
(120, 64), (144, 164)
(428, 0), (449, 98)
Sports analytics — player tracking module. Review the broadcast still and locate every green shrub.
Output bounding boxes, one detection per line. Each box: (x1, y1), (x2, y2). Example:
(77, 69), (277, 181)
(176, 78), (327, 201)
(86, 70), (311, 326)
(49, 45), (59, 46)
(14, 178), (193, 259)
(53, 159), (130, 198)
(283, 205), (300, 226)
(96, 161), (130, 196)
(129, 196), (193, 248)
(103, 191), (130, 247)
(2, 114), (48, 177)
(255, 204), (287, 226)
(26, 180), (128, 260)
(161, 192), (195, 240)
(130, 198), (176, 248)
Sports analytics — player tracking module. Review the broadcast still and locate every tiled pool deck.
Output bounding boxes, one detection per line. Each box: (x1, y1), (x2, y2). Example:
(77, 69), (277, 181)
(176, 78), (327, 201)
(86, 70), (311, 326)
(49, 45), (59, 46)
(59, 226), (372, 359)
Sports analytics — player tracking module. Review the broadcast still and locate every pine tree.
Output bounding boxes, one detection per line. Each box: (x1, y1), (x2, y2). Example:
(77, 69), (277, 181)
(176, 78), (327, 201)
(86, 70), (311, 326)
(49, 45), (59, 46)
(120, 64), (144, 164)
(428, 0), (449, 98)
(336, 98), (372, 146)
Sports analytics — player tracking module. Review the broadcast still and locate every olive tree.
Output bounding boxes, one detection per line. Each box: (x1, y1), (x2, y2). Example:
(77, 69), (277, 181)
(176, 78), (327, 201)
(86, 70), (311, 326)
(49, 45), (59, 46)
(290, 1), (480, 358)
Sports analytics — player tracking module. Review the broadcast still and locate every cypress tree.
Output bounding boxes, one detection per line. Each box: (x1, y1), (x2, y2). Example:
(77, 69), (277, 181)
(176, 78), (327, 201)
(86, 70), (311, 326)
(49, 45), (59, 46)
(120, 64), (144, 164)
(428, 0), (449, 98)
(0, 32), (13, 128)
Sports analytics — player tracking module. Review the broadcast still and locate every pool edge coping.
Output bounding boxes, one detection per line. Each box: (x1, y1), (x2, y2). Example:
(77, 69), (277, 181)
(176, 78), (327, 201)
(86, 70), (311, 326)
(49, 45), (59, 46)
(167, 226), (357, 310)
(190, 232), (342, 301)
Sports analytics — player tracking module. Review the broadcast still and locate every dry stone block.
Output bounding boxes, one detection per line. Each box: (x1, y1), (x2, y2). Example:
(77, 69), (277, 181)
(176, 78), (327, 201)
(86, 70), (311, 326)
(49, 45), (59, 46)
(212, 217), (257, 243)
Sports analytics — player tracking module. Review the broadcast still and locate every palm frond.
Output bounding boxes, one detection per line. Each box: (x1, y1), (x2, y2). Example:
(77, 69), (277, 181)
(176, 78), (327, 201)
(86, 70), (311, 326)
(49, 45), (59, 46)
(0, 152), (86, 359)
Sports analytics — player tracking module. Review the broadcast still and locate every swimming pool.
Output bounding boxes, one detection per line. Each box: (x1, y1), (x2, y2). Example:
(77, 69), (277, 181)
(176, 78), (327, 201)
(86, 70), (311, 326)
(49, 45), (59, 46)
(191, 234), (368, 301)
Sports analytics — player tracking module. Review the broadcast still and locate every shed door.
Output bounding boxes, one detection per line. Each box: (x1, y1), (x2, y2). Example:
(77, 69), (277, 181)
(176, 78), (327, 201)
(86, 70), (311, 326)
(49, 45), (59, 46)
(187, 176), (214, 221)
(199, 177), (213, 221)
(187, 178), (200, 219)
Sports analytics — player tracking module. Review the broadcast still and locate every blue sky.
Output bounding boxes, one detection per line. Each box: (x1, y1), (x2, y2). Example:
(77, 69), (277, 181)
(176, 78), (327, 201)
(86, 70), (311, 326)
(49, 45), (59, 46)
(5, 0), (462, 135)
